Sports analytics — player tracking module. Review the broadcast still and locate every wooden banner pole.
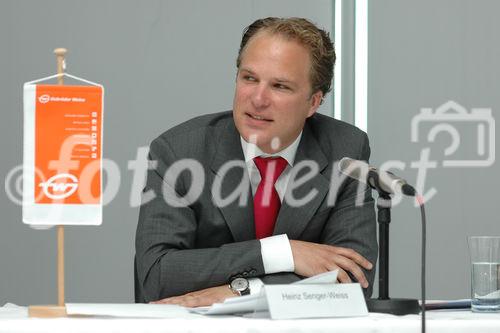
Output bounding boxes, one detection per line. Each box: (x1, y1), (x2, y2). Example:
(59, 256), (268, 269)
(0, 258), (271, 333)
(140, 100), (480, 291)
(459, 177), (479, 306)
(28, 48), (68, 318)
(57, 226), (65, 306)
(54, 48), (66, 85)
(54, 48), (66, 307)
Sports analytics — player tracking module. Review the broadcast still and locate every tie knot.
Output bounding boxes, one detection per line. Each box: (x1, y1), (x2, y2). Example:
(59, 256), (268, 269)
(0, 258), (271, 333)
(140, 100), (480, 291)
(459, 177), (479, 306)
(253, 156), (288, 184)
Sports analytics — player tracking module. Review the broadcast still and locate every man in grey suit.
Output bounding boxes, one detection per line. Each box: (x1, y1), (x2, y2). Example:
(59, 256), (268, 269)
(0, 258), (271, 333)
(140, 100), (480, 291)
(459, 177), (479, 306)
(136, 17), (377, 306)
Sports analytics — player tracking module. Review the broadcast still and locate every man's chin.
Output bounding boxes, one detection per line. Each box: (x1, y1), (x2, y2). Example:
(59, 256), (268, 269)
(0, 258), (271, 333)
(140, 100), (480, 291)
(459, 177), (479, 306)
(248, 136), (286, 154)
(242, 132), (264, 145)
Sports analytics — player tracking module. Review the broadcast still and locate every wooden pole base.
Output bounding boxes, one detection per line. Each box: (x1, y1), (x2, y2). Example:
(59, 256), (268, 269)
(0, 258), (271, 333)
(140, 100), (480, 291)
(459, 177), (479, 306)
(28, 305), (67, 318)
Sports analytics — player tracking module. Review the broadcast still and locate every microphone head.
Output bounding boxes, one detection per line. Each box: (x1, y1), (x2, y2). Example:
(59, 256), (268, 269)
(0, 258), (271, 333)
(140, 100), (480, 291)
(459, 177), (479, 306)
(338, 158), (417, 197)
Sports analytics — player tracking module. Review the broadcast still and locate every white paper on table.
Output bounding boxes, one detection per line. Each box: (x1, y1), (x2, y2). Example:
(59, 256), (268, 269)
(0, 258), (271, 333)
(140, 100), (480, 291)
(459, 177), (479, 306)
(0, 303), (28, 319)
(190, 270), (339, 315)
(66, 303), (190, 318)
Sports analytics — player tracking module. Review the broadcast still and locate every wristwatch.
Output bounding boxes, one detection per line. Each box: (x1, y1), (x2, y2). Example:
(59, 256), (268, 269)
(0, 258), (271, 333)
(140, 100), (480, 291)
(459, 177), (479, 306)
(229, 277), (250, 296)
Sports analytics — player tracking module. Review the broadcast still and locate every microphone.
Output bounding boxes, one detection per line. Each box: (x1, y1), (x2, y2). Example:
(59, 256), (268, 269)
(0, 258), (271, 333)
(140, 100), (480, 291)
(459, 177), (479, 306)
(338, 157), (416, 196)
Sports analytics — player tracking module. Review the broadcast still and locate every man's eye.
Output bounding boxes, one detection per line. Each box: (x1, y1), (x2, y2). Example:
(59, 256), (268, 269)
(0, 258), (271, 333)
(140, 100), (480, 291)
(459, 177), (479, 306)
(274, 84), (289, 90)
(243, 75), (256, 82)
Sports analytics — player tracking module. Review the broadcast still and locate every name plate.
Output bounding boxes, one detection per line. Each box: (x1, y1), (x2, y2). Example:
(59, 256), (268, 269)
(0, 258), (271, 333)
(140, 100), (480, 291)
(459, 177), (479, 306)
(263, 283), (368, 319)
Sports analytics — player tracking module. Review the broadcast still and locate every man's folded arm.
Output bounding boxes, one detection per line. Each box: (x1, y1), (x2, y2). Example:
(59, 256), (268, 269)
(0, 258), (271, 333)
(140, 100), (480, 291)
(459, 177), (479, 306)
(136, 238), (265, 302)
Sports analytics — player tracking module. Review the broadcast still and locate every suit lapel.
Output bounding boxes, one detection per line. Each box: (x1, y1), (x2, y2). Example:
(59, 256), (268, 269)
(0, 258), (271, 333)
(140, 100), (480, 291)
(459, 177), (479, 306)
(210, 119), (255, 242)
(273, 123), (330, 239)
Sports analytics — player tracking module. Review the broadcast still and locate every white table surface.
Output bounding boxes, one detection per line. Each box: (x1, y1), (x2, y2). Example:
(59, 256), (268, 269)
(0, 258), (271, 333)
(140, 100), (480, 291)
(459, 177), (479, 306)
(2, 303), (500, 333)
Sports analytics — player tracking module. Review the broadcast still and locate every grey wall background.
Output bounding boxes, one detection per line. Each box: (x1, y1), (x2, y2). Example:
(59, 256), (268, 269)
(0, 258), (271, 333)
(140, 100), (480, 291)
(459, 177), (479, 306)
(0, 0), (333, 305)
(369, 0), (500, 299)
(1, 0), (499, 306)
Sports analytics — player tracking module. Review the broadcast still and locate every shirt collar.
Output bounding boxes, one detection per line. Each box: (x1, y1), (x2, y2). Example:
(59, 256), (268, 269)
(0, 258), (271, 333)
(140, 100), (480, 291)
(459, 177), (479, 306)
(240, 132), (303, 167)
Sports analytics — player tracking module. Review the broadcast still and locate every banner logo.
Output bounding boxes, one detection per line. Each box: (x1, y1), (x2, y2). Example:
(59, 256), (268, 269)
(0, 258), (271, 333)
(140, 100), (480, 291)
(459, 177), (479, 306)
(38, 173), (79, 200)
(38, 94), (50, 104)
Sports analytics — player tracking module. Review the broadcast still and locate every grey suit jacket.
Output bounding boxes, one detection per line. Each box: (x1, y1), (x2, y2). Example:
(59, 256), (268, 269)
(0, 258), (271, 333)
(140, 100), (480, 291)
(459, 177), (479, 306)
(135, 111), (377, 302)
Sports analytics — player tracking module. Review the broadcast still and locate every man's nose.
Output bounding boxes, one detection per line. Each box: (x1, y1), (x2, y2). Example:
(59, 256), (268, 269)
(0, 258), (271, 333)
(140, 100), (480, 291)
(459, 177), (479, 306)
(251, 84), (271, 109)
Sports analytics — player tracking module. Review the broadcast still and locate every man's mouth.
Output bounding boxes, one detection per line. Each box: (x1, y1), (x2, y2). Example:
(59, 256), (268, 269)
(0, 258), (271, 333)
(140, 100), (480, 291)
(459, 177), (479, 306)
(247, 113), (272, 122)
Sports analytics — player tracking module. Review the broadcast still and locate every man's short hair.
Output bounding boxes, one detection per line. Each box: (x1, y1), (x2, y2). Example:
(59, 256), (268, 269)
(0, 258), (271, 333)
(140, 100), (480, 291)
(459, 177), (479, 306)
(236, 17), (336, 98)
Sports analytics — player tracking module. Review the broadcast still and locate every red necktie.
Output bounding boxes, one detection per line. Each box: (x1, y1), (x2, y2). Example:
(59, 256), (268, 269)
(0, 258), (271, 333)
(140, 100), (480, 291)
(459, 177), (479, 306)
(253, 156), (288, 239)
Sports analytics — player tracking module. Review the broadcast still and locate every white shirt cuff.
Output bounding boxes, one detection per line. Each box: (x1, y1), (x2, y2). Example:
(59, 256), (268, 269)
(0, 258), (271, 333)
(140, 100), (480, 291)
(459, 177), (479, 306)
(248, 278), (264, 295)
(260, 234), (295, 274)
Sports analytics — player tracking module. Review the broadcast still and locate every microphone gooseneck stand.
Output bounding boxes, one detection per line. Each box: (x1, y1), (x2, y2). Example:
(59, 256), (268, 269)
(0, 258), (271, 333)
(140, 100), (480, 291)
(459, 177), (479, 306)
(365, 171), (421, 316)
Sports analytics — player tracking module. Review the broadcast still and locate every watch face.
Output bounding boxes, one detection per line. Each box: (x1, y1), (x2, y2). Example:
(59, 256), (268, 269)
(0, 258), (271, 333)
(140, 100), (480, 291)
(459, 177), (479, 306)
(231, 277), (249, 291)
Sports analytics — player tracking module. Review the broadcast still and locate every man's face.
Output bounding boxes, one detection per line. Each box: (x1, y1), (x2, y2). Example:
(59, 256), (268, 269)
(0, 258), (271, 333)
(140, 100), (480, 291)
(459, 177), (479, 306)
(233, 32), (323, 153)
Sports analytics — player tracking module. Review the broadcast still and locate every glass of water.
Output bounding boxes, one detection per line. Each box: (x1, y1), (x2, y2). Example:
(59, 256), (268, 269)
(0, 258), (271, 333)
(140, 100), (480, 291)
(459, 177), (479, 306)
(468, 236), (500, 312)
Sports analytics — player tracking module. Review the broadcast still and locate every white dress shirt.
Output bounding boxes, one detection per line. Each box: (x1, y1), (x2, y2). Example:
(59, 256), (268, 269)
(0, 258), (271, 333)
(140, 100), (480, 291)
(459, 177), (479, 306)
(240, 133), (303, 294)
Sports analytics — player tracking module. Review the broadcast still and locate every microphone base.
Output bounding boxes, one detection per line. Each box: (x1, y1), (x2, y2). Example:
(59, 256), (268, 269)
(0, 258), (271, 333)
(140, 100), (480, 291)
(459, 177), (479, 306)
(367, 298), (421, 315)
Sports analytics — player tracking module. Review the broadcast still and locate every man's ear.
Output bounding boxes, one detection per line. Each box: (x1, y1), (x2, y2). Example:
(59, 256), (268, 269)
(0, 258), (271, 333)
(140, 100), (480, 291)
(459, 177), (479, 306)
(307, 91), (323, 117)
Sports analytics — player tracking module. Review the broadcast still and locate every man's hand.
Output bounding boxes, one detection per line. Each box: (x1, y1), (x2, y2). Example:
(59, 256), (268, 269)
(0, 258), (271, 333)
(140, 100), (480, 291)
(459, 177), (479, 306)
(150, 285), (236, 307)
(290, 240), (373, 288)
